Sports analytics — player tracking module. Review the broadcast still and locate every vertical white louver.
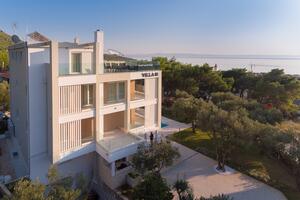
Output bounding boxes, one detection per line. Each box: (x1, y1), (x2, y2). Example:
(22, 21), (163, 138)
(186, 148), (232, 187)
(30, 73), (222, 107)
(60, 120), (81, 153)
(59, 85), (82, 115)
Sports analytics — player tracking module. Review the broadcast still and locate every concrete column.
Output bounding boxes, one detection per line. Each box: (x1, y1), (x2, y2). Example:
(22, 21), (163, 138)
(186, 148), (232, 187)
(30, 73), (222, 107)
(95, 75), (103, 141)
(157, 74), (162, 128)
(94, 30), (104, 74)
(94, 30), (104, 142)
(49, 41), (60, 163)
(125, 80), (131, 132)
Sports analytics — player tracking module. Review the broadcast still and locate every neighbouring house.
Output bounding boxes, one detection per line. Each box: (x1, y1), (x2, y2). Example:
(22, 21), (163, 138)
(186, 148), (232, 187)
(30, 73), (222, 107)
(104, 53), (136, 67)
(8, 30), (161, 191)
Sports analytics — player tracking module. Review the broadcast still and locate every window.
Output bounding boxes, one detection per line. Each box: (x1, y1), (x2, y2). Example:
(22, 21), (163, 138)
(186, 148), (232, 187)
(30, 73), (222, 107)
(104, 82), (126, 105)
(108, 83), (117, 102)
(115, 157), (129, 171)
(130, 107), (145, 129)
(118, 82), (125, 100)
(131, 79), (145, 101)
(71, 53), (81, 73)
(82, 84), (94, 108)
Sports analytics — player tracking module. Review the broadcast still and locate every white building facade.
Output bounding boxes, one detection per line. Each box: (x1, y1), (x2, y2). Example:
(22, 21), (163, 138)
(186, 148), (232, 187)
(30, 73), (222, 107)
(8, 30), (161, 189)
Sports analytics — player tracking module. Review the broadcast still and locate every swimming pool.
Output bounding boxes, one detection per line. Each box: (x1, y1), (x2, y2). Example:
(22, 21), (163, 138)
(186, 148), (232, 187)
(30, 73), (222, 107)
(161, 122), (168, 128)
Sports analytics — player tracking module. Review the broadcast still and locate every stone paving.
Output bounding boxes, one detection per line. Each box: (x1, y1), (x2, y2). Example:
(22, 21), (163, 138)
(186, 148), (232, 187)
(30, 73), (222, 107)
(160, 117), (287, 200)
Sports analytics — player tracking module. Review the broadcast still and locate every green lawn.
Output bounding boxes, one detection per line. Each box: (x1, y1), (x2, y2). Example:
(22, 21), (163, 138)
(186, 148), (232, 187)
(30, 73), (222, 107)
(168, 128), (300, 200)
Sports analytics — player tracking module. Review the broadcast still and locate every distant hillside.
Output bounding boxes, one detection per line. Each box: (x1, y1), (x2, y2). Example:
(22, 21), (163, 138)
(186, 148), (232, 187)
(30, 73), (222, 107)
(0, 30), (12, 50)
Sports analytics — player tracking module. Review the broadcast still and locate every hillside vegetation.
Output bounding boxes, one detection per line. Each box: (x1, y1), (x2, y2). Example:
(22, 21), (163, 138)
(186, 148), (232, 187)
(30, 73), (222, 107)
(0, 30), (12, 50)
(0, 30), (12, 69)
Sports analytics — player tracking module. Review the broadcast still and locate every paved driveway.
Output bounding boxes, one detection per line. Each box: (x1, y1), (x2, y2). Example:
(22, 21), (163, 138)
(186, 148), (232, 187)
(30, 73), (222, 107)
(159, 117), (286, 200)
(162, 142), (287, 200)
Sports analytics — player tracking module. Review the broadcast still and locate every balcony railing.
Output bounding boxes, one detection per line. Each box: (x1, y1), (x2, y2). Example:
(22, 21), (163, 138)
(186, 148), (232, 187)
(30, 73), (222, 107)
(96, 132), (145, 162)
(104, 61), (160, 73)
(59, 63), (95, 76)
(103, 98), (125, 106)
(58, 61), (160, 75)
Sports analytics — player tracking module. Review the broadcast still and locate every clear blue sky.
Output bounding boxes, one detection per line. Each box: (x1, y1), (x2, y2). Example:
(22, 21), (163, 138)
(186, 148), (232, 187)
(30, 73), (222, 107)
(1, 0), (300, 55)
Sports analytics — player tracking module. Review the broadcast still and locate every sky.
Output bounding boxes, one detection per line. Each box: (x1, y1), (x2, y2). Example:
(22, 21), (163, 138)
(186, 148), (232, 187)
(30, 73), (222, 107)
(1, 0), (300, 55)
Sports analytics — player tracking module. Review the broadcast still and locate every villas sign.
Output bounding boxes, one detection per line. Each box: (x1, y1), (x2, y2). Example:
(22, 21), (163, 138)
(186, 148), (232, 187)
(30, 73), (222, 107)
(141, 72), (158, 77)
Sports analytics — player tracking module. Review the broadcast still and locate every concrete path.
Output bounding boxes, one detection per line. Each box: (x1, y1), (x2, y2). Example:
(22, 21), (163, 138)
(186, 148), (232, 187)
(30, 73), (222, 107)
(160, 117), (287, 200)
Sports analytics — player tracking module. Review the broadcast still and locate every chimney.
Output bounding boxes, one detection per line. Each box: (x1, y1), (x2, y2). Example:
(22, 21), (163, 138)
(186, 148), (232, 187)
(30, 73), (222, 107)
(93, 30), (104, 74)
(94, 29), (104, 43)
(74, 37), (79, 44)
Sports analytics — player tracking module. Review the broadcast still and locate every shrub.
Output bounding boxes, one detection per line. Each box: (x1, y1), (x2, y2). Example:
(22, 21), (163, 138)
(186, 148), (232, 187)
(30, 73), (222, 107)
(199, 194), (233, 200)
(132, 173), (173, 200)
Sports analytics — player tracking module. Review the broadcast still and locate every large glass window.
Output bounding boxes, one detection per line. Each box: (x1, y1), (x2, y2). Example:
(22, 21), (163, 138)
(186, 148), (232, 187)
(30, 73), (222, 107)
(118, 82), (125, 100)
(108, 83), (117, 102)
(130, 107), (145, 129)
(82, 84), (95, 108)
(130, 79), (145, 101)
(71, 53), (81, 73)
(104, 82), (126, 105)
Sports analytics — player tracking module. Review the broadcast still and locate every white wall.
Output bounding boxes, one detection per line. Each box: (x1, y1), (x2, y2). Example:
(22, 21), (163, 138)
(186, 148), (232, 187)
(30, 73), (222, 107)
(28, 48), (49, 157)
(81, 52), (93, 73)
(9, 46), (30, 168)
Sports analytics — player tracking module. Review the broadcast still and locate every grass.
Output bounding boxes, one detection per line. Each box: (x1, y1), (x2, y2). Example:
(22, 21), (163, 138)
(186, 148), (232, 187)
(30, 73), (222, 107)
(168, 128), (300, 200)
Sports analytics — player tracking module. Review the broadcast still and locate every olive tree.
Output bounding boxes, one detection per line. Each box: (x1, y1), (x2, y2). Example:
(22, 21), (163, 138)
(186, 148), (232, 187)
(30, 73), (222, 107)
(132, 173), (173, 200)
(132, 141), (180, 176)
(172, 91), (201, 133)
(196, 101), (246, 171)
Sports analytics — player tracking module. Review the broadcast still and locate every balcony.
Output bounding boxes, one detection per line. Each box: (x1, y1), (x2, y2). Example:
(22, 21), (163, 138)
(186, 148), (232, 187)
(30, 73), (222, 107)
(104, 61), (160, 73)
(59, 63), (95, 76)
(95, 111), (145, 162)
(96, 129), (144, 162)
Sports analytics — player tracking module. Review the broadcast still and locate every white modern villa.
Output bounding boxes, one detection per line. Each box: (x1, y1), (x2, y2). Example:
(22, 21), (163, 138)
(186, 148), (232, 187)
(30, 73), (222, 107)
(8, 30), (162, 190)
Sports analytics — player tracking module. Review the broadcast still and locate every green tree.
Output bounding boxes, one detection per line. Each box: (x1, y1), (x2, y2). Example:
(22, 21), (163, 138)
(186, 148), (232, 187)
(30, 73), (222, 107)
(250, 69), (300, 110)
(211, 92), (245, 112)
(172, 91), (201, 133)
(4, 179), (45, 200)
(46, 165), (81, 200)
(196, 64), (231, 99)
(132, 173), (173, 200)
(0, 50), (9, 70)
(132, 141), (180, 176)
(0, 30), (13, 70)
(5, 165), (84, 200)
(0, 81), (9, 110)
(211, 92), (284, 125)
(196, 101), (248, 171)
(153, 57), (231, 100)
(173, 179), (194, 200)
(222, 68), (256, 98)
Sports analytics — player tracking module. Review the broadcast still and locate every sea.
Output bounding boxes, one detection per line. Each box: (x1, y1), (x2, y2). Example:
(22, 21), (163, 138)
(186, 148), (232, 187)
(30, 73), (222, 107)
(131, 54), (300, 75)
